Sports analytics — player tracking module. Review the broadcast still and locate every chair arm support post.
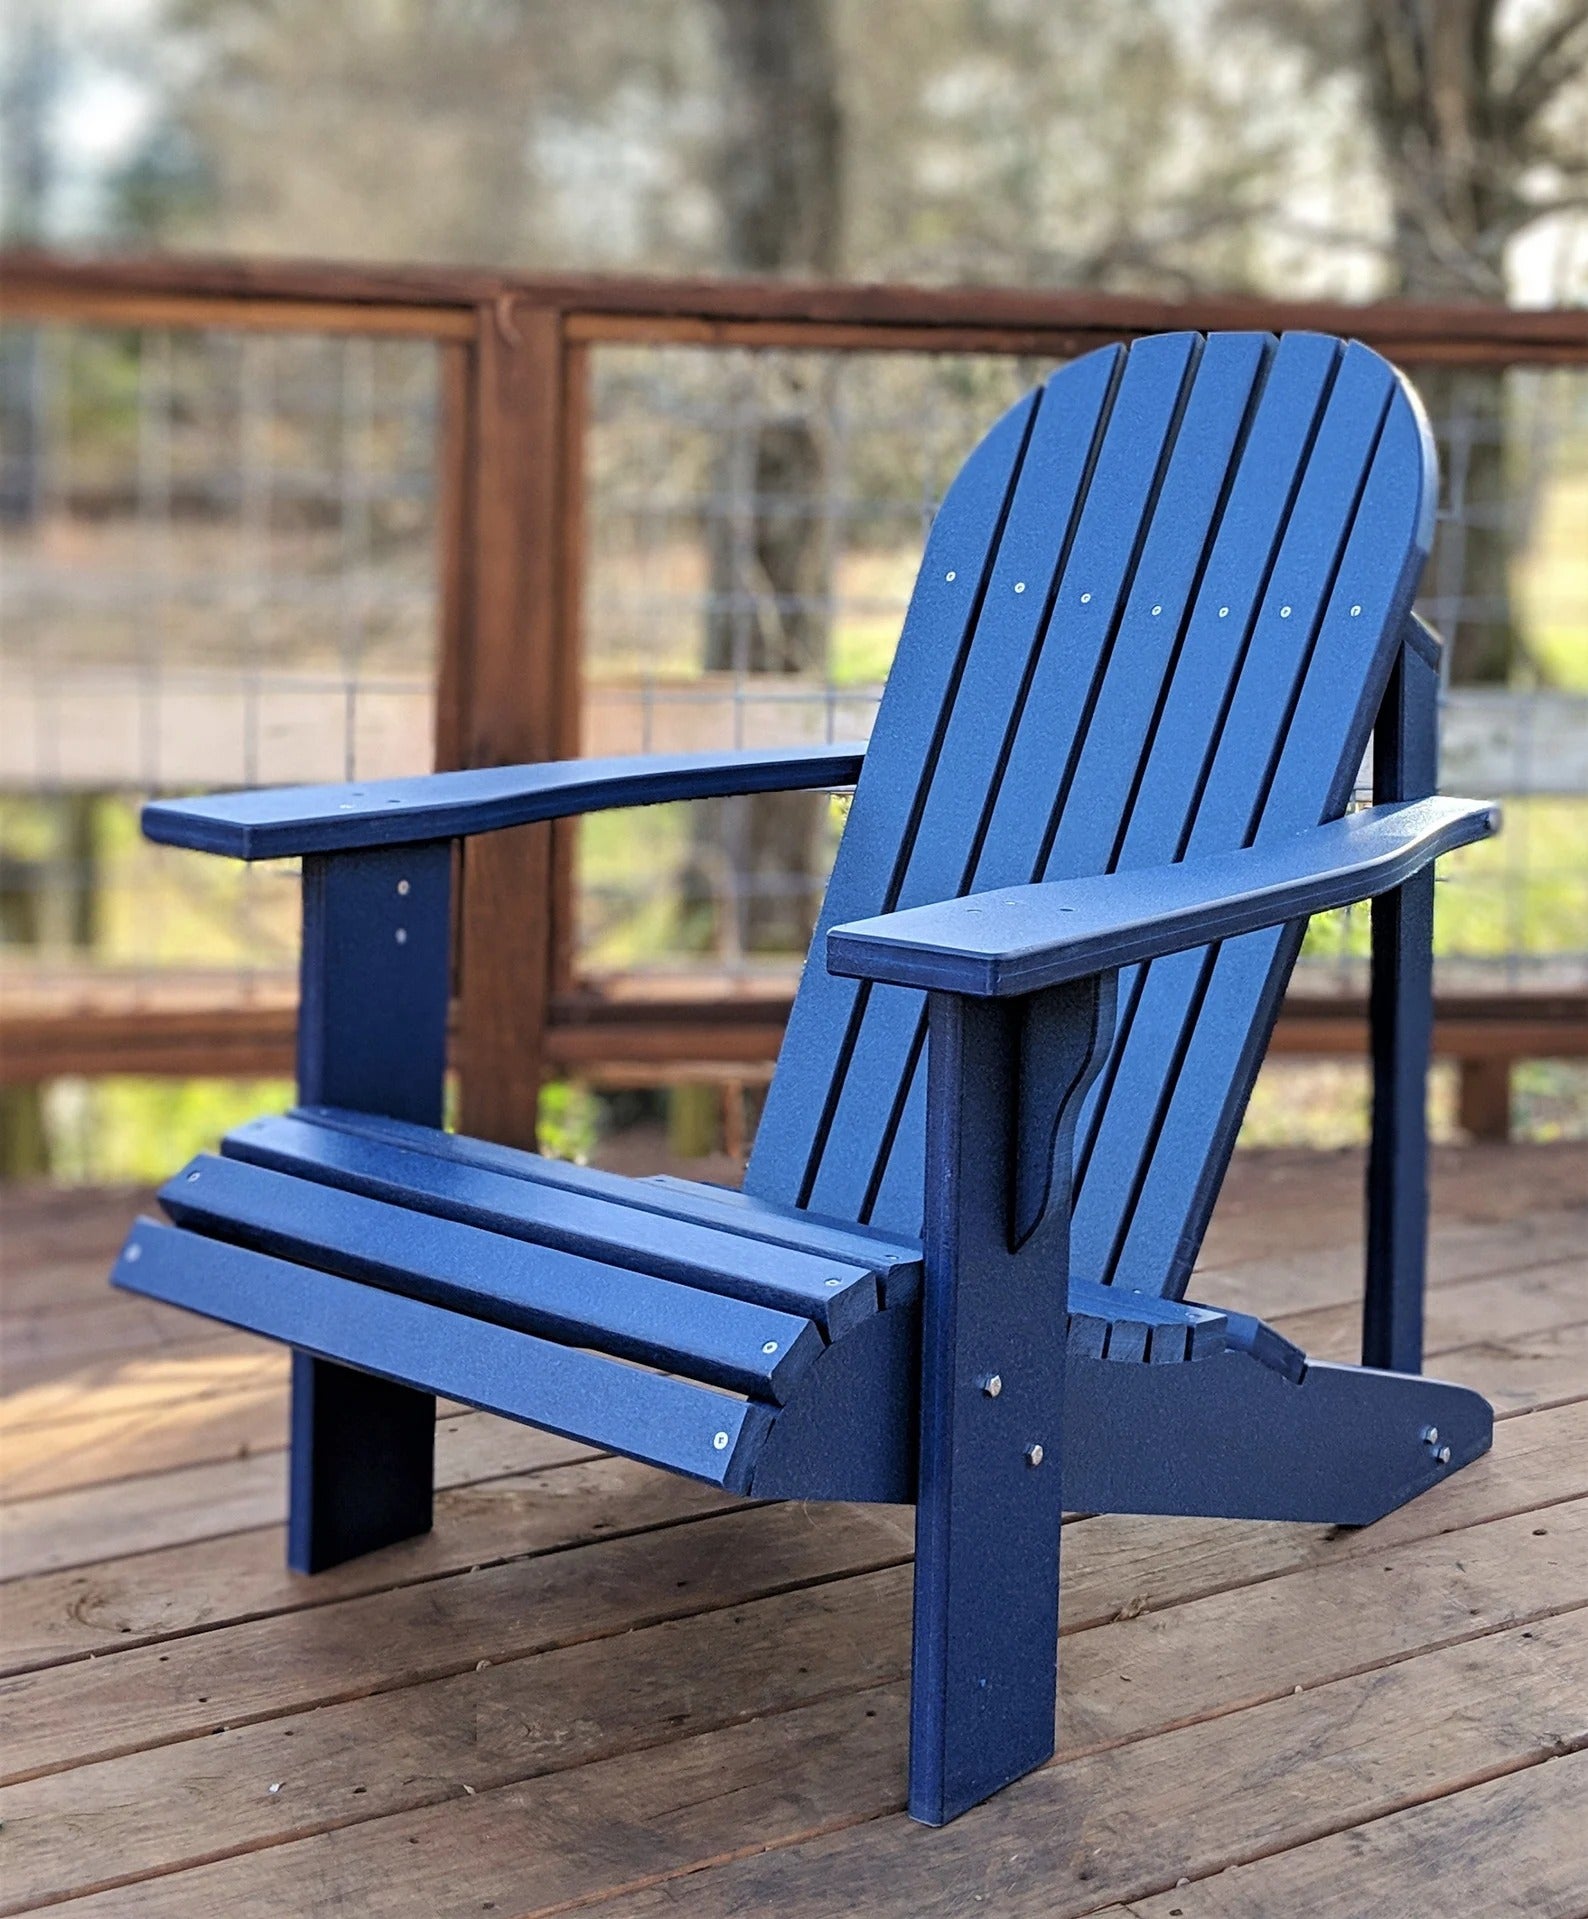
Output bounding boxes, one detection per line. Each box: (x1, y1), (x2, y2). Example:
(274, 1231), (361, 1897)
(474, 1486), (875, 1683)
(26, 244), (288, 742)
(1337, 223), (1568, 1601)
(1364, 623), (1442, 1373)
(289, 839), (455, 1573)
(297, 842), (454, 1125)
(909, 970), (1114, 1824)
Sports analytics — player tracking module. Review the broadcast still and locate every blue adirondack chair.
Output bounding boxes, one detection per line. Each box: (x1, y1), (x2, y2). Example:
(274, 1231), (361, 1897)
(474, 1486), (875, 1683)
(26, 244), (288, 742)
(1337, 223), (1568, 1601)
(113, 330), (1499, 1827)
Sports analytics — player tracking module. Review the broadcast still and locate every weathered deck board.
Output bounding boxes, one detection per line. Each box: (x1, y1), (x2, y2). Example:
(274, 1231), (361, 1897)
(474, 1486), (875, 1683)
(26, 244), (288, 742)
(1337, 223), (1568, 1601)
(0, 1141), (1582, 1917)
(0, 1503), (914, 1781)
(0, 1411), (593, 1579)
(1123, 1751), (1588, 1919)
(6, 1367), (1585, 1688)
(1433, 1319), (1588, 1415)
(17, 1613), (1584, 1916)
(5, 1493), (1583, 1908)
(585, 1617), (1588, 1919)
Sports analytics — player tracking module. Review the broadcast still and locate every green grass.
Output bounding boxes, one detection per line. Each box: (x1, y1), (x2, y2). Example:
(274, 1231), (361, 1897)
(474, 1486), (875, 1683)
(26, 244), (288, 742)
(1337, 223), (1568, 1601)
(41, 1073), (601, 1185)
(1300, 796), (1587, 970)
(44, 1076), (298, 1185)
(1518, 473), (1588, 691)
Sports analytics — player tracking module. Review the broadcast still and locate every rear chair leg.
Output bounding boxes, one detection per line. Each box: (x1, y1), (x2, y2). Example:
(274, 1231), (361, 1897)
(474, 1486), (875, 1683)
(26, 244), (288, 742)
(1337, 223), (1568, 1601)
(1363, 625), (1438, 1373)
(910, 979), (1113, 1824)
(289, 1356), (436, 1574)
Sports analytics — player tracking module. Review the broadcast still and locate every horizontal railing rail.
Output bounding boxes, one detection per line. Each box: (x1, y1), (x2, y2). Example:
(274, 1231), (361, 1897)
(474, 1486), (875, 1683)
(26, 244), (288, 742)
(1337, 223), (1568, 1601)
(7, 250), (1588, 356)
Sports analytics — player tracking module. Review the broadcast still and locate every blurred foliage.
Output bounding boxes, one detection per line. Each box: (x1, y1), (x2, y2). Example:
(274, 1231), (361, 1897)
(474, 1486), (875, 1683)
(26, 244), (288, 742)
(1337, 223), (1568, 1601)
(537, 1078), (602, 1164)
(6, 2), (1583, 301)
(40, 1073), (604, 1184)
(43, 1075), (297, 1184)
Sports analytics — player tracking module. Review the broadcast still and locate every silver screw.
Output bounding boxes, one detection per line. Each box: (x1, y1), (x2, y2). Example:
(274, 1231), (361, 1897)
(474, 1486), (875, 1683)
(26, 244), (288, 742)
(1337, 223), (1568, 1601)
(1280, 605), (1293, 617)
(1350, 604), (1362, 616)
(187, 1170), (201, 1181)
(712, 1431), (729, 1451)
(1014, 581), (1026, 593)
(1080, 591), (1092, 604)
(1151, 604), (1162, 615)
(982, 1374), (1003, 1399)
(395, 928), (408, 945)
(397, 879), (411, 896)
(124, 1243), (142, 1263)
(824, 1277), (843, 1287)
(1218, 606), (1230, 617)
(761, 1340), (779, 1355)
(1025, 1443), (1045, 1468)
(945, 570), (957, 581)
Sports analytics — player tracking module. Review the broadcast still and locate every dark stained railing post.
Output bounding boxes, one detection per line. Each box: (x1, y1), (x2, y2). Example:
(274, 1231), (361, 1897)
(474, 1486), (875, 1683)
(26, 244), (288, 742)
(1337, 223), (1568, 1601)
(447, 298), (586, 1151)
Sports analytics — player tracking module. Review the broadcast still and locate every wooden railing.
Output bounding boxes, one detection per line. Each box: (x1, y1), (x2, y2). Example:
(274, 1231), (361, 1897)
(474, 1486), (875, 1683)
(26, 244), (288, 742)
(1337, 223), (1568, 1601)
(2, 251), (1586, 1148)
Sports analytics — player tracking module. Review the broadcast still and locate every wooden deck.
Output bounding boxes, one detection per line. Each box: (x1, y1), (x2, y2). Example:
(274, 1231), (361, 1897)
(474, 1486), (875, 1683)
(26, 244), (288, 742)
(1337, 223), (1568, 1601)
(1, 1143), (1584, 1917)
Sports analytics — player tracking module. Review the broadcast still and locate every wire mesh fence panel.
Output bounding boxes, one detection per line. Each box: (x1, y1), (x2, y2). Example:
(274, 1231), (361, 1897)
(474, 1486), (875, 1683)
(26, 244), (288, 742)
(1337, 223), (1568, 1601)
(579, 344), (1587, 1003)
(0, 320), (441, 1173)
(580, 345), (1047, 980)
(1305, 360), (1588, 997)
(1, 306), (1581, 1175)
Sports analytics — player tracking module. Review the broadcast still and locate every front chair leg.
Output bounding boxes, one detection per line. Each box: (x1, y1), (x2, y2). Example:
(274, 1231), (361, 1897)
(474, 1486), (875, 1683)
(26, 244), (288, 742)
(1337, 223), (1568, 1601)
(909, 975), (1115, 1825)
(288, 839), (454, 1574)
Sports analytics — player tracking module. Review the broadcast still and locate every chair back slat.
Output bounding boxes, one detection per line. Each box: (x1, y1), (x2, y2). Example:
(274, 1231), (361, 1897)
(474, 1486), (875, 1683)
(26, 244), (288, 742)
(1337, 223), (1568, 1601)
(747, 332), (1436, 1298)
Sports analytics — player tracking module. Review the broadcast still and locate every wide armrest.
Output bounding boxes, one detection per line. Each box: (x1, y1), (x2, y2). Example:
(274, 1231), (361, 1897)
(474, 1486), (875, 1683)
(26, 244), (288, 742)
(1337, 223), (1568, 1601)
(143, 743), (867, 860)
(826, 796), (1498, 998)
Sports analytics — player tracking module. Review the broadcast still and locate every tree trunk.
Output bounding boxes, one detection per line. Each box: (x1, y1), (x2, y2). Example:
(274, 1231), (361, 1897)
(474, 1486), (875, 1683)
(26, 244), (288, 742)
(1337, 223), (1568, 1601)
(1412, 362), (1517, 684)
(1359, 0), (1519, 684)
(687, 0), (844, 957)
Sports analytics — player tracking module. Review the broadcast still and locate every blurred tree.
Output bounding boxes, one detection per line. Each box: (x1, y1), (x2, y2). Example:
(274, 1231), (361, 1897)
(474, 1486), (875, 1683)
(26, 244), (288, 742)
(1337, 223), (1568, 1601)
(100, 1), (1340, 290)
(1231, 0), (1588, 682)
(0, 1), (55, 526)
(841, 0), (1290, 294)
(711, 0), (843, 281)
(1363, 0), (1588, 682)
(691, 0), (844, 958)
(115, 0), (715, 266)
(1359, 0), (1587, 302)
(1, 6), (61, 1172)
(0, 1), (55, 247)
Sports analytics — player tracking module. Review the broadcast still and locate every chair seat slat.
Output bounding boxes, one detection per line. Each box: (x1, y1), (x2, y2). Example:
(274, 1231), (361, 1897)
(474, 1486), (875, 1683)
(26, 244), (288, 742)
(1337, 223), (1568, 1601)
(295, 1106), (922, 1304)
(228, 1113), (883, 1333)
(114, 1220), (772, 1491)
(160, 1155), (823, 1404)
